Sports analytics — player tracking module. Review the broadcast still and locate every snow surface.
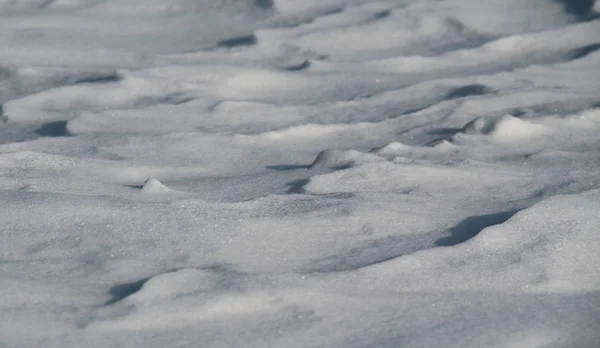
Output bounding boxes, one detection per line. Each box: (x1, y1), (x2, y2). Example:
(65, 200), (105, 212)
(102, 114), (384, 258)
(1, 0), (600, 347)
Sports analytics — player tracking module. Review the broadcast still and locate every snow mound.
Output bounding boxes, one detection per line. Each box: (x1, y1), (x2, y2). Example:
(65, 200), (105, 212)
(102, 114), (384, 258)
(310, 149), (382, 170)
(568, 107), (600, 123)
(5, 74), (183, 123)
(258, 123), (357, 140)
(127, 269), (216, 303)
(366, 189), (600, 293)
(372, 140), (458, 158)
(138, 177), (193, 200)
(304, 160), (534, 200)
(92, 268), (290, 331)
(140, 178), (170, 195)
(459, 114), (550, 142)
(371, 142), (411, 156)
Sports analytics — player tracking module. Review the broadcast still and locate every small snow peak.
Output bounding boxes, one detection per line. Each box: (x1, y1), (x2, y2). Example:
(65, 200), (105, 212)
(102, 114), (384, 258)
(141, 177), (170, 194)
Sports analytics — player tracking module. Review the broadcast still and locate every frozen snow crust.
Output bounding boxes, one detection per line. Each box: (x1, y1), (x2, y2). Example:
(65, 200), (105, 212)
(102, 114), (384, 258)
(1, 1), (600, 347)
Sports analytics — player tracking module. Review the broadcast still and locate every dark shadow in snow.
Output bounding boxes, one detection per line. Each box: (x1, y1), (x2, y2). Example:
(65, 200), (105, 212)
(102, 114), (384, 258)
(568, 43), (600, 61)
(324, 8), (344, 16)
(285, 178), (309, 194)
(312, 163), (355, 171)
(133, 93), (195, 108)
(217, 34), (257, 48)
(398, 106), (431, 117)
(254, 0), (274, 9)
(424, 137), (452, 147)
(373, 10), (391, 20)
(308, 234), (429, 273)
(104, 269), (183, 306)
(0, 66), (12, 80)
(34, 121), (71, 137)
(309, 210), (520, 273)
(445, 84), (492, 100)
(509, 108), (529, 117)
(0, 123), (39, 144)
(124, 184), (144, 190)
(104, 277), (151, 306)
(270, 7), (343, 29)
(200, 263), (235, 273)
(38, 0), (55, 8)
(266, 164), (310, 171)
(283, 60), (311, 71)
(73, 72), (122, 85)
(554, 0), (597, 20)
(428, 127), (462, 136)
(162, 93), (196, 105)
(435, 210), (520, 247)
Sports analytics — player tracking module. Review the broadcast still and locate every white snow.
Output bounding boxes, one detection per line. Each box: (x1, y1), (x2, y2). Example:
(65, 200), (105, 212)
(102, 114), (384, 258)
(1, 1), (599, 347)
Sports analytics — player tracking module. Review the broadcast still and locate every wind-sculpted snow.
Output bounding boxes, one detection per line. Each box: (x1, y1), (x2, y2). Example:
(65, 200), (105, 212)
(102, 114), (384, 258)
(1, 1), (600, 347)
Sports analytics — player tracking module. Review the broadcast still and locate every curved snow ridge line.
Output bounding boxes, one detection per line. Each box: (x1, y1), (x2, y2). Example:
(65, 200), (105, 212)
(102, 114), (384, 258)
(88, 267), (297, 331)
(3, 74), (191, 123)
(294, 109), (600, 193)
(198, 81), (491, 137)
(0, 150), (213, 197)
(238, 122), (374, 140)
(0, 0), (58, 11)
(307, 141), (457, 171)
(90, 291), (294, 331)
(309, 149), (383, 170)
(66, 105), (214, 135)
(209, 80), (596, 148)
(359, 189), (600, 293)
(291, 14), (489, 62)
(443, 108), (600, 146)
(302, 159), (536, 200)
(118, 65), (383, 105)
(287, 112), (561, 173)
(267, 0), (597, 62)
(63, 79), (495, 137)
(449, 114), (552, 144)
(305, 209), (520, 274)
(373, 139), (458, 158)
(85, 0), (274, 16)
(396, 106), (599, 151)
(0, 150), (211, 182)
(0, 67), (124, 109)
(161, 40), (319, 71)
(147, 82), (486, 136)
(336, 20), (600, 74)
